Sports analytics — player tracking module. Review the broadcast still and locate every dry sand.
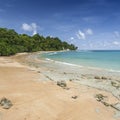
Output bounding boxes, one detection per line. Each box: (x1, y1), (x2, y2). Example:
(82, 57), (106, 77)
(0, 55), (119, 120)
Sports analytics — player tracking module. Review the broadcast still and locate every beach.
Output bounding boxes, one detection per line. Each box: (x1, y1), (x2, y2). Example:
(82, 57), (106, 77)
(0, 53), (120, 120)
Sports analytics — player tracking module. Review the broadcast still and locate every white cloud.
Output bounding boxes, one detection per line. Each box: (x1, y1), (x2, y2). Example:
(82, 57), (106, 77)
(31, 23), (37, 29)
(32, 23), (37, 35)
(22, 23), (32, 31)
(76, 30), (86, 40)
(85, 28), (93, 35)
(114, 31), (120, 38)
(76, 28), (93, 40)
(70, 37), (74, 40)
(113, 41), (120, 45)
(22, 23), (38, 35)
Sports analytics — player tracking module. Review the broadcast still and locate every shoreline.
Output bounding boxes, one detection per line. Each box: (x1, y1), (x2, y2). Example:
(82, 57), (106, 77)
(37, 50), (120, 73)
(44, 57), (120, 73)
(0, 52), (120, 120)
(14, 52), (120, 99)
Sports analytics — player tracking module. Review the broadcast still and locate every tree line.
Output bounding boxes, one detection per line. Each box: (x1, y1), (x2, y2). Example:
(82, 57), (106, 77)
(0, 28), (77, 56)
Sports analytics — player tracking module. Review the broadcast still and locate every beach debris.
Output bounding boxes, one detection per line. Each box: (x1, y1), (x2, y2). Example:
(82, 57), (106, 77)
(102, 101), (110, 107)
(95, 94), (120, 112)
(63, 87), (70, 90)
(71, 95), (78, 99)
(69, 79), (73, 82)
(94, 76), (108, 80)
(57, 80), (67, 88)
(82, 74), (108, 80)
(94, 76), (101, 79)
(63, 72), (67, 74)
(111, 103), (120, 111)
(95, 94), (111, 108)
(95, 94), (107, 102)
(37, 71), (41, 73)
(45, 75), (53, 81)
(101, 76), (107, 80)
(111, 81), (120, 89)
(0, 97), (13, 109)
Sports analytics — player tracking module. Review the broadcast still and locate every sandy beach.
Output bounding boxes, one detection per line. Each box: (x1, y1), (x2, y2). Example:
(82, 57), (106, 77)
(0, 53), (120, 120)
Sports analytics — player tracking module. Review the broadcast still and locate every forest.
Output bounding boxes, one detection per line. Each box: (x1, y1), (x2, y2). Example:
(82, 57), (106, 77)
(0, 28), (77, 56)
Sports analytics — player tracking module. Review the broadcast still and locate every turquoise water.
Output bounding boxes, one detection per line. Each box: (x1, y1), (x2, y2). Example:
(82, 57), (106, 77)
(41, 50), (120, 71)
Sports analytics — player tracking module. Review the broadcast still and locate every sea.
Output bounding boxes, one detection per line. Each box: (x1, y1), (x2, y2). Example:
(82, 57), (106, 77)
(40, 50), (120, 72)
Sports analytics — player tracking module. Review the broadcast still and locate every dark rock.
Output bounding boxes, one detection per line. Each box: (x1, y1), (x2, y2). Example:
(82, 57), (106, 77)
(111, 103), (120, 111)
(95, 94), (106, 101)
(63, 87), (70, 90)
(111, 81), (120, 89)
(69, 79), (73, 82)
(57, 80), (67, 88)
(0, 97), (13, 109)
(101, 76), (107, 80)
(71, 96), (78, 99)
(102, 101), (110, 107)
(94, 76), (101, 79)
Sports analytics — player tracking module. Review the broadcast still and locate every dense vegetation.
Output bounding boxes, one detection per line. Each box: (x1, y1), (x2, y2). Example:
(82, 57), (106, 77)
(0, 28), (77, 56)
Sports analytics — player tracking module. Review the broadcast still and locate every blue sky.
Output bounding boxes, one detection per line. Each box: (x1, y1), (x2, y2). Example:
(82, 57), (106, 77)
(0, 0), (120, 49)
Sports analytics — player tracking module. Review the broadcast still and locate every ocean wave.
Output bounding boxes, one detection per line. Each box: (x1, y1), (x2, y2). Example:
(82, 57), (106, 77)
(48, 52), (58, 56)
(45, 58), (82, 67)
(45, 58), (54, 62)
(40, 51), (120, 73)
(45, 57), (120, 73)
(55, 61), (83, 67)
(109, 69), (120, 73)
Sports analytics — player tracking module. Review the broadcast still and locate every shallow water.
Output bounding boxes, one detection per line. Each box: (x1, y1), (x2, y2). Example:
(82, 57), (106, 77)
(40, 50), (120, 71)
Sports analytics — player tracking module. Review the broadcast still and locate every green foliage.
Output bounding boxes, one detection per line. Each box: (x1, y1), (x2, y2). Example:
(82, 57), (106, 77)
(0, 28), (77, 56)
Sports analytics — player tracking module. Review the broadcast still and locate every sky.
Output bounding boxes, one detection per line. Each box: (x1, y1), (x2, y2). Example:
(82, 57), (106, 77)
(0, 0), (120, 50)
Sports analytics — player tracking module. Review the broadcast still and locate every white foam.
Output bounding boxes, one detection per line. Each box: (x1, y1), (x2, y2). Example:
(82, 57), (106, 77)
(45, 58), (120, 73)
(45, 58), (83, 67)
(38, 51), (120, 73)
(109, 69), (120, 73)
(48, 52), (57, 56)
(45, 58), (54, 61)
